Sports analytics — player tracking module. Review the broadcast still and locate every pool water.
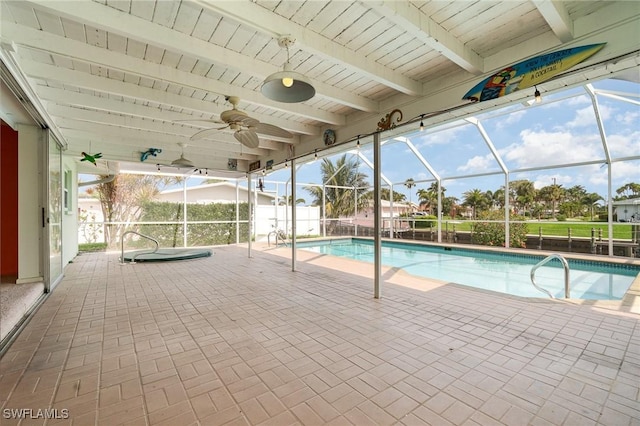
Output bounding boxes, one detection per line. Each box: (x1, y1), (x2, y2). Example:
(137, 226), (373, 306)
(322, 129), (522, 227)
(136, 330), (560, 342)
(298, 239), (639, 300)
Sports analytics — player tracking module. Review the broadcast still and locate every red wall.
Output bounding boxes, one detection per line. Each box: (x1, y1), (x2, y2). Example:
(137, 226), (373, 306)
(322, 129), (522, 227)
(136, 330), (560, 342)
(1, 120), (19, 277)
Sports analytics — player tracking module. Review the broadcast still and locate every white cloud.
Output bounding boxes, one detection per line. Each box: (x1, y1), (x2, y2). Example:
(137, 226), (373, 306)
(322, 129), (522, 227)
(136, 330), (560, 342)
(494, 110), (526, 131)
(415, 126), (465, 148)
(532, 173), (574, 189)
(457, 154), (497, 173)
(565, 94), (591, 106)
(617, 110), (640, 126)
(535, 94), (590, 111)
(414, 172), (431, 182)
(502, 129), (603, 168)
(610, 161), (640, 186)
(606, 130), (640, 156)
(583, 161), (640, 189)
(565, 104), (612, 128)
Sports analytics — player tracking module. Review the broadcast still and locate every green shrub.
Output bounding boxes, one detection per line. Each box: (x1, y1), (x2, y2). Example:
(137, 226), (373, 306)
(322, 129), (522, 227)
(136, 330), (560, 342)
(413, 215), (437, 228)
(124, 201), (251, 247)
(472, 211), (528, 248)
(556, 214), (567, 221)
(78, 242), (107, 252)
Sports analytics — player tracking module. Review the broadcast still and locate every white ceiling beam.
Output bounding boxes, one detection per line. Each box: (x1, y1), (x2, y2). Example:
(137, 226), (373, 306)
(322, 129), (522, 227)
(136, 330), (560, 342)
(65, 140), (242, 172)
(36, 87), (295, 145)
(369, 1), (483, 75)
(47, 106), (283, 152)
(16, 58), (311, 139)
(532, 0), (574, 43)
(196, 0), (423, 95)
(4, 22), (336, 127)
(22, 0), (375, 113)
(57, 122), (266, 158)
(485, 7), (640, 75)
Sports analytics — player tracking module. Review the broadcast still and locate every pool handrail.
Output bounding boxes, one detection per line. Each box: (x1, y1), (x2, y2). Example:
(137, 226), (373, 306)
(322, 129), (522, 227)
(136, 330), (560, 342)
(120, 231), (159, 264)
(267, 228), (288, 247)
(530, 253), (570, 299)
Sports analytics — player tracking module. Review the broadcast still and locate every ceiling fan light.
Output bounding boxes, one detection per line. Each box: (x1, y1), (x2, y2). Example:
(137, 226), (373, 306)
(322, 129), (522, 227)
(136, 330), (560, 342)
(262, 69), (315, 103)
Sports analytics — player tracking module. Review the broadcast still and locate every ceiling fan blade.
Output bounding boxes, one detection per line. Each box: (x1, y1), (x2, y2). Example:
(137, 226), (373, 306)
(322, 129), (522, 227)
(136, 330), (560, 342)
(253, 122), (293, 138)
(237, 116), (259, 127)
(173, 118), (224, 124)
(190, 126), (229, 141)
(234, 129), (260, 149)
(225, 112), (255, 124)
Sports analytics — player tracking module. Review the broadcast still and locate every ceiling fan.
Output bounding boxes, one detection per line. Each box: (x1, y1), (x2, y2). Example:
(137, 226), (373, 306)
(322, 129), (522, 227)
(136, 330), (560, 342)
(187, 96), (293, 149)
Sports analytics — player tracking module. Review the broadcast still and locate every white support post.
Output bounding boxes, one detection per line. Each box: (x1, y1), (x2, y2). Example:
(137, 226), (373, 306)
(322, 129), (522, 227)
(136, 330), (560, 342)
(504, 173), (510, 248)
(183, 177), (188, 247)
(291, 159), (297, 271)
(322, 184), (326, 237)
(247, 174), (252, 258)
(354, 188), (358, 237)
(437, 180), (442, 242)
(389, 184), (394, 239)
(373, 133), (382, 299)
(235, 180), (240, 244)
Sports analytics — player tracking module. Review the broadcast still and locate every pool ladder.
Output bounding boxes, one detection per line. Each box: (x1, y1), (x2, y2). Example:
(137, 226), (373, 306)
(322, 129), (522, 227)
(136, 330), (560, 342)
(530, 253), (570, 298)
(267, 229), (288, 247)
(120, 231), (159, 264)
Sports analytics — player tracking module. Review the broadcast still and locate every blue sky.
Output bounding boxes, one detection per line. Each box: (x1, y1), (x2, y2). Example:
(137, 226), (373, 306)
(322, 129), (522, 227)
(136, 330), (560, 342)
(253, 78), (639, 205)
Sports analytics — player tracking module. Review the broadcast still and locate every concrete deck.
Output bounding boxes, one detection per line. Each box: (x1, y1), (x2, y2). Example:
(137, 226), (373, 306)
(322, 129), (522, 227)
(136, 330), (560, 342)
(0, 244), (638, 425)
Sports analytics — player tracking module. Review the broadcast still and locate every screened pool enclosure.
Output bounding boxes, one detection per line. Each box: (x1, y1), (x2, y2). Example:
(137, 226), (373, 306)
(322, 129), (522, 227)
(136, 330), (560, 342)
(88, 77), (639, 259)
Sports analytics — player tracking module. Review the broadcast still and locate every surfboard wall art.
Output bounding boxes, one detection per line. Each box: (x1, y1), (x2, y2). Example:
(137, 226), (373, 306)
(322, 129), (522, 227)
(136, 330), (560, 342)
(463, 43), (606, 102)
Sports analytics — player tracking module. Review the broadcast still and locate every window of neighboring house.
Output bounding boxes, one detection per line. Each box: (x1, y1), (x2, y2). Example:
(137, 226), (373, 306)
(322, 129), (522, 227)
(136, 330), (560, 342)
(64, 169), (72, 214)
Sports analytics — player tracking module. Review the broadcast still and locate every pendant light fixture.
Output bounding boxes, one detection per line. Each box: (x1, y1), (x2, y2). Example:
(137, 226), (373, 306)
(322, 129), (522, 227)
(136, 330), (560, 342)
(534, 86), (542, 103)
(171, 142), (194, 168)
(262, 36), (315, 103)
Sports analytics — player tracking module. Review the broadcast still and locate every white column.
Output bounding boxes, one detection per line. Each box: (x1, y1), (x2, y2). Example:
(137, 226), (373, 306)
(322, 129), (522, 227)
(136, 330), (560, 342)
(17, 124), (43, 283)
(235, 180), (240, 244)
(247, 174), (252, 257)
(291, 159), (297, 271)
(373, 133), (382, 299)
(182, 177), (188, 247)
(504, 173), (510, 248)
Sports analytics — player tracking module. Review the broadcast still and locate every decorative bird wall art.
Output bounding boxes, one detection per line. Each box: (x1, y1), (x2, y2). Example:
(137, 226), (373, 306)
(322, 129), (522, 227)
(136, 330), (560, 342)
(140, 147), (162, 162)
(80, 152), (102, 166)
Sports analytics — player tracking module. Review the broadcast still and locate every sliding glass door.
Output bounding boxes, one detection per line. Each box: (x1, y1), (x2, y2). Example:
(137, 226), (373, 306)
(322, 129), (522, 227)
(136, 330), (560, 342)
(47, 134), (63, 290)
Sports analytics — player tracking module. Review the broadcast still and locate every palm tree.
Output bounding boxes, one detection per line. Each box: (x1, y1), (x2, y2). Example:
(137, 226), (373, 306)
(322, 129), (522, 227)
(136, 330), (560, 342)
(561, 185), (587, 217)
(443, 196), (459, 218)
(404, 178), (416, 213)
(583, 192), (604, 220)
(489, 188), (506, 209)
(614, 182), (640, 200)
(417, 182), (444, 215)
(305, 155), (368, 218)
(511, 180), (536, 215)
(378, 188), (406, 202)
(282, 195), (306, 205)
(462, 188), (488, 219)
(538, 183), (565, 218)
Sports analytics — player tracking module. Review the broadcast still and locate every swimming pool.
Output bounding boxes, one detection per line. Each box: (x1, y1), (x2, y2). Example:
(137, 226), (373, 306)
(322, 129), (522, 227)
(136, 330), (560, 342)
(297, 238), (639, 300)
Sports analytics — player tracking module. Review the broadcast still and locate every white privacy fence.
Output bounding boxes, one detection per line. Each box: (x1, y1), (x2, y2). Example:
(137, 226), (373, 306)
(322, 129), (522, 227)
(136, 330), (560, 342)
(254, 205), (320, 237)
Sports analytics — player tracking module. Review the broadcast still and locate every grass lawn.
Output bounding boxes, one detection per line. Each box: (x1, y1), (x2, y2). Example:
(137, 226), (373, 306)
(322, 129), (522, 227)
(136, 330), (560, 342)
(414, 220), (636, 240)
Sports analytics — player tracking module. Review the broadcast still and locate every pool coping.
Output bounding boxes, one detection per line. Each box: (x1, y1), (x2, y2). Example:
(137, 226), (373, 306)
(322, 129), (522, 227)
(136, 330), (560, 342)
(256, 237), (640, 315)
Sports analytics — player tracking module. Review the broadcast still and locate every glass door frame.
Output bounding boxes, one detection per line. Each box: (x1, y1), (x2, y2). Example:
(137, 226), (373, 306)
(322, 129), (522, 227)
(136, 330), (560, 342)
(44, 131), (64, 292)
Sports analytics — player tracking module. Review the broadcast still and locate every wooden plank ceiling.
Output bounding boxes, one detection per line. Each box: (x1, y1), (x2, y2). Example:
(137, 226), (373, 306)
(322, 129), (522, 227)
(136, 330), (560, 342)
(1, 1), (638, 176)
